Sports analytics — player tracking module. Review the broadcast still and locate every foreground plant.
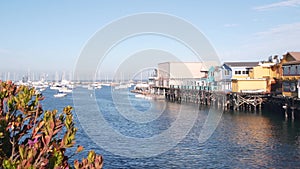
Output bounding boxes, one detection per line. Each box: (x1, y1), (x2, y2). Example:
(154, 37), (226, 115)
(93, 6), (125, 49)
(0, 81), (103, 169)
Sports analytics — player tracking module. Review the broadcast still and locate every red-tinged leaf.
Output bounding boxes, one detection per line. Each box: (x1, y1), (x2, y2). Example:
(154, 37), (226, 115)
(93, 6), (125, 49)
(42, 135), (46, 145)
(33, 133), (43, 139)
(44, 135), (51, 145)
(21, 160), (28, 168)
(32, 127), (39, 137)
(50, 120), (55, 130)
(95, 157), (104, 169)
(38, 96), (45, 101)
(32, 121), (45, 136)
(74, 160), (80, 169)
(38, 121), (45, 128)
(82, 159), (88, 165)
(76, 145), (84, 153)
(53, 128), (61, 136)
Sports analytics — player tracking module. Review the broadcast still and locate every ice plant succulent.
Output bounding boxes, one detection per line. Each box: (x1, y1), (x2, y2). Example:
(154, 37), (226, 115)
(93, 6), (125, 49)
(0, 81), (103, 169)
(28, 138), (38, 147)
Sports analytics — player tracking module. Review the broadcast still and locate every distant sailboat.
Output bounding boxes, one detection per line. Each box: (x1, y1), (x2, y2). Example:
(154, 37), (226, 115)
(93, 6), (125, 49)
(102, 75), (111, 86)
(58, 87), (72, 93)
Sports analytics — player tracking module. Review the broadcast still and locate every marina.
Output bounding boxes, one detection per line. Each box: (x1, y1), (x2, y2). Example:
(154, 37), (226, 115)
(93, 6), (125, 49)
(3, 52), (300, 119)
(1, 52), (300, 168)
(1, 1), (300, 168)
(39, 86), (300, 168)
(4, 52), (300, 119)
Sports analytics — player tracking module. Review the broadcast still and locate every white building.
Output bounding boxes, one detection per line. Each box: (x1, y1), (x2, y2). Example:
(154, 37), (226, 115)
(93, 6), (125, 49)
(223, 62), (259, 79)
(156, 61), (218, 88)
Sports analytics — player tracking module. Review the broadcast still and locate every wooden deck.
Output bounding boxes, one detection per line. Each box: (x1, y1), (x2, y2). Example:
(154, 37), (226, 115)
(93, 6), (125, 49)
(159, 86), (300, 119)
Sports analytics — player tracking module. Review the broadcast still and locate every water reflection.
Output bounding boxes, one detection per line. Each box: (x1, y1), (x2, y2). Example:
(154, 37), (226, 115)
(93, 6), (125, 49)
(221, 113), (274, 167)
(41, 87), (300, 168)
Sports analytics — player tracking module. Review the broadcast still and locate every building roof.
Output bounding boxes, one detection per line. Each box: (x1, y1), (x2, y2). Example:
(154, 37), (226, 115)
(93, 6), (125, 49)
(223, 62), (259, 68)
(285, 52), (300, 61)
(221, 63), (232, 70)
(157, 61), (218, 79)
(258, 62), (276, 67)
(282, 60), (300, 65)
(199, 61), (219, 72)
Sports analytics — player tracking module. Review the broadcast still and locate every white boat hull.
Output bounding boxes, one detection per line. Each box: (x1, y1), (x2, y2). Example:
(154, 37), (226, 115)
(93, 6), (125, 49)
(54, 93), (67, 98)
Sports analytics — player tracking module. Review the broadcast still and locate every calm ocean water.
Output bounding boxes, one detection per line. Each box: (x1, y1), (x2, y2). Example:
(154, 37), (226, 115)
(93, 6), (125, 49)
(41, 86), (300, 168)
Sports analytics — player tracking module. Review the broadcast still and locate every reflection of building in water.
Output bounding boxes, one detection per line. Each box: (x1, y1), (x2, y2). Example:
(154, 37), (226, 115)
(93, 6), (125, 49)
(228, 115), (274, 166)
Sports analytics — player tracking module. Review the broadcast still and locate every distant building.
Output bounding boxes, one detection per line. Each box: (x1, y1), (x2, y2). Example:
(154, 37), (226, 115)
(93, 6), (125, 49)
(157, 61), (218, 88)
(206, 66), (218, 91)
(214, 64), (232, 93)
(215, 62), (259, 93)
(152, 61), (218, 94)
(231, 78), (267, 93)
(223, 62), (259, 79)
(281, 52), (300, 98)
(249, 62), (277, 93)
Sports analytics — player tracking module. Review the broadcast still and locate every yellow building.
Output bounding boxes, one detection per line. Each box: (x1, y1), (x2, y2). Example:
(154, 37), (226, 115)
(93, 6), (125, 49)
(249, 62), (277, 79)
(229, 61), (277, 93)
(223, 62), (265, 93)
(227, 52), (300, 95)
(248, 62), (278, 93)
(232, 79), (267, 93)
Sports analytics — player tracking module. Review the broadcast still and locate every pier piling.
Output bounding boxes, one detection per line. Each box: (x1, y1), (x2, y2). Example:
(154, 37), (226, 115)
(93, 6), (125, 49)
(159, 85), (299, 119)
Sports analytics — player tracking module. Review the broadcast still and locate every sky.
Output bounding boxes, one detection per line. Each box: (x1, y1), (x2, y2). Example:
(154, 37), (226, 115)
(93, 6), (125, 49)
(0, 0), (300, 79)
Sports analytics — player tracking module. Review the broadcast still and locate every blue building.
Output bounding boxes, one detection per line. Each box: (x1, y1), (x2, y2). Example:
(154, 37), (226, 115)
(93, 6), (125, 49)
(207, 66), (218, 91)
(214, 64), (232, 93)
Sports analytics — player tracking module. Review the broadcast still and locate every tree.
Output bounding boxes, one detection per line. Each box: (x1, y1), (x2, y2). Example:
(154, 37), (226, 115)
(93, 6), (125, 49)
(0, 81), (103, 169)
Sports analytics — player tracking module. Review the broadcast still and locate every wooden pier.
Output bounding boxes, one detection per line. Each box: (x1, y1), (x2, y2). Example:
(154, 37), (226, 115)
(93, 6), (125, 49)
(227, 93), (265, 111)
(153, 85), (300, 119)
(164, 86), (265, 111)
(264, 95), (300, 120)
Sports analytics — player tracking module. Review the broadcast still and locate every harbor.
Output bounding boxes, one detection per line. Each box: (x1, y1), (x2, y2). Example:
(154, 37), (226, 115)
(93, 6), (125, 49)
(1, 51), (300, 168)
(4, 52), (300, 119)
(2, 1), (300, 168)
(130, 52), (300, 120)
(40, 85), (300, 168)
(3, 81), (297, 168)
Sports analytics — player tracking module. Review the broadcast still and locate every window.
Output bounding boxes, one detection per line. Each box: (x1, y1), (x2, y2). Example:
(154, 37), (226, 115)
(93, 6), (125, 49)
(235, 71), (241, 75)
(290, 65), (296, 75)
(224, 70), (229, 76)
(283, 82), (290, 92)
(241, 70), (249, 74)
(290, 82), (296, 92)
(283, 66), (288, 75)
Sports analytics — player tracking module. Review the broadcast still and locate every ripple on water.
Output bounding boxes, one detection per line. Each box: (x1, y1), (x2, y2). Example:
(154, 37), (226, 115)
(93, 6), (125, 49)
(42, 87), (300, 168)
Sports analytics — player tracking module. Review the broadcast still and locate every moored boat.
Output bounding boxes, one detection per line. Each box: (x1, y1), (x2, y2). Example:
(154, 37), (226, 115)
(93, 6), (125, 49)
(54, 92), (67, 98)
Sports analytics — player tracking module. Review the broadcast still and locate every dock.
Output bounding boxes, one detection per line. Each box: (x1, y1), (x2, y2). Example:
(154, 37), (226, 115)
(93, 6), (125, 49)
(159, 86), (300, 119)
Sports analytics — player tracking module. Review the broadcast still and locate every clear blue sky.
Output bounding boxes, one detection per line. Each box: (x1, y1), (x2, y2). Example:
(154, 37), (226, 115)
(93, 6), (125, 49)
(1, 0), (300, 76)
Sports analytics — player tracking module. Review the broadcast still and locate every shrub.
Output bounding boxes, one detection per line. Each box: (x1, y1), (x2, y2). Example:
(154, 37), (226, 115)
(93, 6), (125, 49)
(0, 81), (103, 169)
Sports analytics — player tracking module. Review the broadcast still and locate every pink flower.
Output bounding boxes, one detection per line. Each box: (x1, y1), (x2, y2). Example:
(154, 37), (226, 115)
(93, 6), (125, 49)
(28, 138), (38, 147)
